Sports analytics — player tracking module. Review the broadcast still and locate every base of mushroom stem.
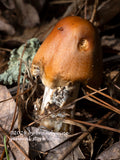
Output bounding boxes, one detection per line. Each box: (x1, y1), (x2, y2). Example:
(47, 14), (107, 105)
(34, 82), (80, 132)
(39, 110), (74, 132)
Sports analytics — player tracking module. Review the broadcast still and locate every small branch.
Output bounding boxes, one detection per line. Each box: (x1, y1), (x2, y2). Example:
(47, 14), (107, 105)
(84, 0), (88, 19)
(87, 85), (120, 105)
(89, 94), (120, 115)
(11, 43), (27, 131)
(0, 47), (11, 52)
(90, 0), (99, 23)
(0, 86), (33, 104)
(64, 118), (120, 134)
(0, 44), (27, 159)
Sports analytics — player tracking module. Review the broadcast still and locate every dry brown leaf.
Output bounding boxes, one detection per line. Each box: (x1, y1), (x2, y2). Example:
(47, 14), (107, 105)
(9, 134), (29, 160)
(15, 0), (40, 28)
(0, 16), (15, 35)
(0, 85), (18, 131)
(95, 0), (120, 27)
(102, 35), (120, 51)
(29, 127), (85, 160)
(96, 141), (120, 160)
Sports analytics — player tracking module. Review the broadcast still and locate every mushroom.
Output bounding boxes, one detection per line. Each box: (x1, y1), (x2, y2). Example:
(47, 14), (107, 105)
(31, 16), (102, 132)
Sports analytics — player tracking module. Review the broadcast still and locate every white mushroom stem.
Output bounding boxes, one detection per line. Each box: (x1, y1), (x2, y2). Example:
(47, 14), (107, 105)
(37, 83), (80, 132)
(40, 83), (80, 114)
(40, 86), (53, 114)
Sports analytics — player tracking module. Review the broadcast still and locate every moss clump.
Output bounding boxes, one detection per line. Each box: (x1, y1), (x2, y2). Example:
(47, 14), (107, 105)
(0, 38), (40, 85)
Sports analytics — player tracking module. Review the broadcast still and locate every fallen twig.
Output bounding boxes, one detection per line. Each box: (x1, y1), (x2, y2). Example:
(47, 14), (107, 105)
(90, 0), (99, 23)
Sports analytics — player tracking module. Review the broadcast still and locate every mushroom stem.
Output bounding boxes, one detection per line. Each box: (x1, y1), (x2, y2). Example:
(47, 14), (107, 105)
(38, 82), (80, 132)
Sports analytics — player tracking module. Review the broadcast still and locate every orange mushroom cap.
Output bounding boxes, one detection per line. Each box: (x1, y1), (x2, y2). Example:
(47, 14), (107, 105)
(31, 16), (102, 89)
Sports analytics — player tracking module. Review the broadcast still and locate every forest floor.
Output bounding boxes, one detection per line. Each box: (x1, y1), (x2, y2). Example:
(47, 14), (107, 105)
(0, 0), (120, 159)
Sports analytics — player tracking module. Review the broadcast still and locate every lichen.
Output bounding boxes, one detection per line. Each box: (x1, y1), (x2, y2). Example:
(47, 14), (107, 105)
(0, 38), (40, 85)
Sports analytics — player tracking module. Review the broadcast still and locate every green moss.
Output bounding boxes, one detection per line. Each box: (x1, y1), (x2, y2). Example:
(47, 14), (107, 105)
(0, 38), (40, 85)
